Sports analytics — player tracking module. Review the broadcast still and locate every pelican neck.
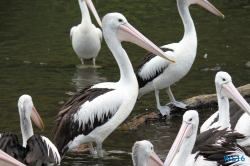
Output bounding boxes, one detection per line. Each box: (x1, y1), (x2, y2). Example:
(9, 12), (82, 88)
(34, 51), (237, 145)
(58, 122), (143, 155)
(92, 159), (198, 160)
(19, 114), (34, 147)
(217, 91), (230, 129)
(79, 0), (92, 26)
(177, 1), (197, 41)
(103, 30), (136, 85)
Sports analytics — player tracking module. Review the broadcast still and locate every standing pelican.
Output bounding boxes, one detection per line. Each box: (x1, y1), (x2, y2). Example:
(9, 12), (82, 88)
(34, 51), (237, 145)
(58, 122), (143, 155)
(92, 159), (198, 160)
(136, 0), (224, 116)
(200, 71), (250, 147)
(132, 140), (164, 166)
(164, 110), (250, 166)
(0, 95), (61, 165)
(70, 0), (102, 65)
(52, 13), (175, 158)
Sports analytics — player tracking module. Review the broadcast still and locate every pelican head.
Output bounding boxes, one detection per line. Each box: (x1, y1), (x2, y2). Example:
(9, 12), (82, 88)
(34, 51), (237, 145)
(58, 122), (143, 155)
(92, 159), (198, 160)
(215, 71), (250, 116)
(132, 140), (164, 166)
(164, 110), (199, 166)
(18, 94), (44, 146)
(102, 13), (175, 63)
(185, 0), (224, 18)
(80, 0), (102, 27)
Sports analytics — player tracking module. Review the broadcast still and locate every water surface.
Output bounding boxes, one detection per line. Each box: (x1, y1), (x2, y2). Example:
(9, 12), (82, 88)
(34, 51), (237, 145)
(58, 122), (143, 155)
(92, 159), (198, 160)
(0, 0), (250, 165)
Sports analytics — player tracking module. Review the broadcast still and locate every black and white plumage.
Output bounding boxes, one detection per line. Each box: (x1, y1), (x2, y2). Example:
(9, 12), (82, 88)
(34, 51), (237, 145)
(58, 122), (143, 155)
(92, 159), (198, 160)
(193, 128), (250, 166)
(0, 149), (26, 166)
(164, 110), (250, 166)
(70, 0), (102, 65)
(200, 72), (250, 147)
(136, 0), (224, 116)
(52, 12), (175, 158)
(0, 95), (61, 165)
(132, 140), (163, 166)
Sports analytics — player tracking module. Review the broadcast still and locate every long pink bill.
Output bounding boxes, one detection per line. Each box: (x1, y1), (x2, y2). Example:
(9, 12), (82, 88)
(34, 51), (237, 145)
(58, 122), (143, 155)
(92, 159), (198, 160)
(164, 121), (193, 166)
(85, 0), (102, 28)
(192, 0), (224, 18)
(221, 82), (250, 116)
(0, 150), (26, 166)
(31, 106), (45, 131)
(117, 22), (176, 63)
(147, 151), (164, 166)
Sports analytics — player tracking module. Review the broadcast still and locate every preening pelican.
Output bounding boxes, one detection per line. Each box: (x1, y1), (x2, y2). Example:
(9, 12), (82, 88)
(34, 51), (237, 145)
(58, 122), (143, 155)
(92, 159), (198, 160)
(136, 0), (224, 116)
(164, 110), (250, 166)
(70, 0), (102, 65)
(0, 150), (26, 166)
(52, 12), (175, 158)
(200, 71), (250, 147)
(0, 95), (60, 165)
(132, 140), (163, 166)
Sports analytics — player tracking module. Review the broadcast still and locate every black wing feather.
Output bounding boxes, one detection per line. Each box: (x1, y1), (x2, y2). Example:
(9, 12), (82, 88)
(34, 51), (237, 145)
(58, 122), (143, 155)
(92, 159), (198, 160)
(25, 134), (59, 165)
(52, 85), (115, 156)
(136, 48), (173, 89)
(0, 132), (26, 163)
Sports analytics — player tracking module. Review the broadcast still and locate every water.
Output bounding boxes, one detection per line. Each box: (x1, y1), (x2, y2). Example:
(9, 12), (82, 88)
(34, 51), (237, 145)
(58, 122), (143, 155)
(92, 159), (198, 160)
(0, 0), (250, 165)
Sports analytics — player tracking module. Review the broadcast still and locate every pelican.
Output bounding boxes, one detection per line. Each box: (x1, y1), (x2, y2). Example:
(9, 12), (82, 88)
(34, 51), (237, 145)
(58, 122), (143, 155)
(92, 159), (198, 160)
(200, 71), (250, 147)
(70, 0), (102, 65)
(52, 13), (175, 158)
(136, 0), (224, 116)
(132, 140), (163, 166)
(164, 110), (250, 166)
(0, 150), (27, 166)
(0, 95), (61, 165)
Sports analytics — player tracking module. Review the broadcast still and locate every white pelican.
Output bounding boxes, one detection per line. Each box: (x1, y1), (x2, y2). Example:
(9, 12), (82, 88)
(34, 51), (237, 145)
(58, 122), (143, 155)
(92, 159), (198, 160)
(136, 0), (224, 116)
(132, 140), (164, 166)
(200, 71), (250, 146)
(52, 12), (175, 158)
(70, 0), (102, 65)
(0, 95), (61, 165)
(164, 110), (250, 166)
(0, 150), (26, 166)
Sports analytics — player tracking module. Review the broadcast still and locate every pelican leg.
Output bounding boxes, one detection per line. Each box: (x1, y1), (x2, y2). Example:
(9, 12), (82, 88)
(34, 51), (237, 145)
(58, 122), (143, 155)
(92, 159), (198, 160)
(92, 58), (96, 66)
(96, 143), (103, 158)
(155, 89), (170, 116)
(166, 87), (187, 109)
(88, 142), (96, 156)
(80, 58), (85, 64)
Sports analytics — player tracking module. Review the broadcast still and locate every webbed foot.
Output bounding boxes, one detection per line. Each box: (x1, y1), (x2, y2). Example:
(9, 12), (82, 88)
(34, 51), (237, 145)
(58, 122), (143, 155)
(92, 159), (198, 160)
(166, 101), (187, 109)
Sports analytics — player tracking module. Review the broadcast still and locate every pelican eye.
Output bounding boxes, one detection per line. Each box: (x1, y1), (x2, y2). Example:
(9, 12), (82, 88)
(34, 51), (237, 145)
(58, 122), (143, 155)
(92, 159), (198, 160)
(189, 118), (192, 121)
(118, 18), (123, 22)
(223, 78), (226, 81)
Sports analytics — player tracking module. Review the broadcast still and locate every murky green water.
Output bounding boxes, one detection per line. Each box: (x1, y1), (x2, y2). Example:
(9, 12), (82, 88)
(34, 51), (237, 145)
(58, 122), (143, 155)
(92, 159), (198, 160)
(0, 0), (250, 165)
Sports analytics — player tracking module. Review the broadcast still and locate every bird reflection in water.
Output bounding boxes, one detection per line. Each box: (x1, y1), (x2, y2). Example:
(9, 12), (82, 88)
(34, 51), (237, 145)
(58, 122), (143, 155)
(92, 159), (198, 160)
(72, 67), (107, 91)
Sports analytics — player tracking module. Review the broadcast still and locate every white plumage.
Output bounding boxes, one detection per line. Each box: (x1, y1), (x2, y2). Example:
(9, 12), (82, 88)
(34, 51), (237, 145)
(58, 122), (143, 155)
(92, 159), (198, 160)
(70, 0), (102, 65)
(136, 0), (224, 116)
(0, 94), (61, 165)
(52, 12), (175, 158)
(164, 110), (250, 166)
(200, 72), (250, 147)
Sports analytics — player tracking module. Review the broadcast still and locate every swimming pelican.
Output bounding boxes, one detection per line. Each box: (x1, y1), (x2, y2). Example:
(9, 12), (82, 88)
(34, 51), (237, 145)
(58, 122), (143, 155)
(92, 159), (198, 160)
(0, 150), (26, 166)
(136, 0), (224, 116)
(132, 140), (164, 166)
(164, 110), (250, 166)
(70, 0), (102, 65)
(200, 71), (250, 146)
(52, 12), (175, 158)
(0, 95), (61, 165)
